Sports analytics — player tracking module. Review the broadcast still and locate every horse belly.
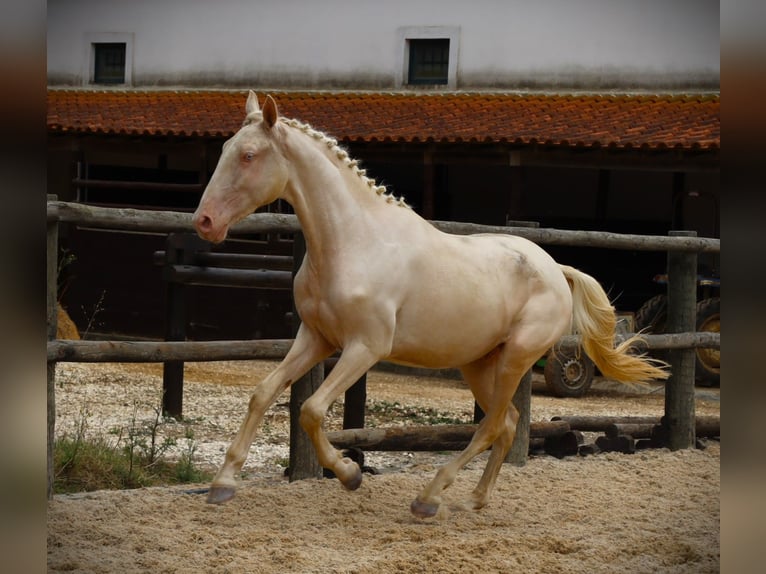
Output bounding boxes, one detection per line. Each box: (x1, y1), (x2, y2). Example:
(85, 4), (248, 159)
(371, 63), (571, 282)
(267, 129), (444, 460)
(388, 288), (517, 369)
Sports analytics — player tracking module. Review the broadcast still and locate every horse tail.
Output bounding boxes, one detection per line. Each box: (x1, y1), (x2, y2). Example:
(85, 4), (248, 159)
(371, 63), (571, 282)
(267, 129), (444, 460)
(559, 265), (669, 384)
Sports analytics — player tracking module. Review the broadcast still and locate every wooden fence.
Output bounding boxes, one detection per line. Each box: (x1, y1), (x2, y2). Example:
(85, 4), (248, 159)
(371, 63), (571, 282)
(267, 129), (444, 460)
(46, 199), (720, 498)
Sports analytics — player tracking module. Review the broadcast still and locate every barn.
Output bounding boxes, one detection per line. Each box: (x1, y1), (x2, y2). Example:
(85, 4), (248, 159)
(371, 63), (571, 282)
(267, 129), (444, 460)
(47, 91), (719, 340)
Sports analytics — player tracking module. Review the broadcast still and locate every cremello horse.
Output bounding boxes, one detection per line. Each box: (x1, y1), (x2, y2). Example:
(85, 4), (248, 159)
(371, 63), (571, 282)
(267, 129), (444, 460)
(192, 92), (668, 518)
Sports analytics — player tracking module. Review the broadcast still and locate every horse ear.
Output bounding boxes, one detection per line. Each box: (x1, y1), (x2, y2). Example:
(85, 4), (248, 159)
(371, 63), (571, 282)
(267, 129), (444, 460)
(246, 90), (260, 115)
(262, 95), (279, 129)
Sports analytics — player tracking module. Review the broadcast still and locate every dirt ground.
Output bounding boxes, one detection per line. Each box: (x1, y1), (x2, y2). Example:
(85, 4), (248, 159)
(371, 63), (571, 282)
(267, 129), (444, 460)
(48, 361), (720, 573)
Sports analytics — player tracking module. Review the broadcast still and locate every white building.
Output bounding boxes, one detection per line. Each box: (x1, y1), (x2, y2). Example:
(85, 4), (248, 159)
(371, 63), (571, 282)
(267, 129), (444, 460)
(48, 0), (718, 91)
(47, 0), (719, 340)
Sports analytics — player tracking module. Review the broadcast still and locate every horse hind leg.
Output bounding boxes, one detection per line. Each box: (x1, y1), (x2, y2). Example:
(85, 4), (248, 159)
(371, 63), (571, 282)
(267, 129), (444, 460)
(456, 356), (520, 512)
(410, 347), (526, 519)
(460, 405), (518, 512)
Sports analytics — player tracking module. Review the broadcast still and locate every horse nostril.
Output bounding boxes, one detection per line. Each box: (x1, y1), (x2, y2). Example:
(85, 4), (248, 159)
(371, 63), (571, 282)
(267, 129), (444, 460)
(197, 214), (213, 232)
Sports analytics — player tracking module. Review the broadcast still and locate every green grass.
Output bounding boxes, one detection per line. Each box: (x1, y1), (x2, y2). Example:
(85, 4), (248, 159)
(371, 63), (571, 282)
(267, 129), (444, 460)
(53, 402), (212, 494)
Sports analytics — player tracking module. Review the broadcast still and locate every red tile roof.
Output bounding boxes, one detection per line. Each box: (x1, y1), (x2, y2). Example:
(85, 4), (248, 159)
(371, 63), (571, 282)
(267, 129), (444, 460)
(47, 90), (720, 150)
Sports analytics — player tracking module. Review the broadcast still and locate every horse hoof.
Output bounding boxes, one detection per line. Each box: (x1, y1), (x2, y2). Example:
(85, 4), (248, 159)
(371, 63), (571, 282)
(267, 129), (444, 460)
(206, 485), (236, 505)
(340, 464), (363, 491)
(410, 498), (439, 519)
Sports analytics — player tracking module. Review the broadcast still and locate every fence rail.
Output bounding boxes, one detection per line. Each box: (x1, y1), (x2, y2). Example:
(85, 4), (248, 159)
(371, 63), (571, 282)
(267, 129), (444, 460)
(46, 331), (718, 364)
(47, 200), (720, 252)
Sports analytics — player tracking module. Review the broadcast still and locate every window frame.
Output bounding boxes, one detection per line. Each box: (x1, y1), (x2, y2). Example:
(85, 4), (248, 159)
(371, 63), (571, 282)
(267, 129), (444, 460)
(84, 32), (133, 86)
(397, 26), (459, 89)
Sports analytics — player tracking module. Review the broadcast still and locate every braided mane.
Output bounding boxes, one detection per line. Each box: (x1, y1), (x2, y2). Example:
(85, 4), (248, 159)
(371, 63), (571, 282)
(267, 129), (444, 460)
(243, 111), (411, 209)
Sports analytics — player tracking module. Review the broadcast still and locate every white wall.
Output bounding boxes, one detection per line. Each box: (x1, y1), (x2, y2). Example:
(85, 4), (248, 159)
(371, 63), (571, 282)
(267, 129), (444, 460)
(47, 0), (719, 90)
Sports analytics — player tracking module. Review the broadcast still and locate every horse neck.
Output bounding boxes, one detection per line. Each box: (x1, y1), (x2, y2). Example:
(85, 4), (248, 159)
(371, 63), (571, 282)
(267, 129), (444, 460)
(279, 124), (380, 265)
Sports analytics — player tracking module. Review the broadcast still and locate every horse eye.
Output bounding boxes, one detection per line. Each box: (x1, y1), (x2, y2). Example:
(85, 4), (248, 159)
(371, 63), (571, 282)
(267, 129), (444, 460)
(243, 151), (256, 162)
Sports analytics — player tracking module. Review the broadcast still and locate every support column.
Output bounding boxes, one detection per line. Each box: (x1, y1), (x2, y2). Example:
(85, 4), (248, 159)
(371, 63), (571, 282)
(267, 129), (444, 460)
(47, 196), (59, 500)
(162, 233), (210, 418)
(506, 369), (532, 465)
(664, 231), (698, 450)
(288, 233), (323, 481)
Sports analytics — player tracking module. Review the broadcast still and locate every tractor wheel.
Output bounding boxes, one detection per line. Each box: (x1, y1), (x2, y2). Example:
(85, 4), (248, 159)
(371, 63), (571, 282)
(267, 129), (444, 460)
(634, 294), (669, 365)
(544, 348), (595, 398)
(694, 297), (720, 387)
(635, 294), (667, 332)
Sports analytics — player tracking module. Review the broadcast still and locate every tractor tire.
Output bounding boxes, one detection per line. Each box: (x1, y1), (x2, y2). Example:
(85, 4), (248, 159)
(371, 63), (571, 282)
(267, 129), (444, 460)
(635, 294), (667, 333)
(634, 294), (669, 365)
(694, 297), (720, 387)
(544, 348), (595, 398)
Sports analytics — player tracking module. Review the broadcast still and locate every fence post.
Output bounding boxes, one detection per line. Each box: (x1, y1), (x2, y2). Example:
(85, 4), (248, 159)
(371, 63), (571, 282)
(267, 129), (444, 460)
(506, 369), (532, 465)
(288, 233), (323, 481)
(342, 377), (367, 429)
(162, 233), (210, 418)
(47, 196), (59, 500)
(664, 230), (698, 450)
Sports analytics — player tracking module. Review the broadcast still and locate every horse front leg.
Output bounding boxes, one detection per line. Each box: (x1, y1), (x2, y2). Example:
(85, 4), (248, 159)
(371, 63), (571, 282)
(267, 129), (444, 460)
(207, 325), (334, 504)
(298, 342), (379, 491)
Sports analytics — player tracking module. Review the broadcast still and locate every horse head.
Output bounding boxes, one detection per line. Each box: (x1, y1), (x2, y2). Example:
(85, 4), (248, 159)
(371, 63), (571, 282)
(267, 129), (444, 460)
(193, 92), (288, 243)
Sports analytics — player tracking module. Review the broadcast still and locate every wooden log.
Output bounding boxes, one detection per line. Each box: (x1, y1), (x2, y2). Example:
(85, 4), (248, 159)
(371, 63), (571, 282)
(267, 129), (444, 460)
(693, 416), (720, 437)
(529, 437), (546, 453)
(553, 415), (720, 436)
(578, 443), (601, 456)
(47, 200), (720, 253)
(605, 423), (655, 439)
(653, 415), (720, 444)
(289, 362), (323, 482)
(507, 369), (532, 466)
(665, 230), (698, 450)
(47, 339), (294, 362)
(595, 434), (636, 454)
(326, 421), (570, 452)
(166, 265), (293, 289)
(433, 219), (720, 253)
(556, 331), (719, 351)
(153, 251), (295, 271)
(551, 415), (661, 432)
(194, 252), (294, 271)
(47, 208), (58, 501)
(48, 200), (301, 234)
(544, 430), (583, 458)
(288, 232), (322, 481)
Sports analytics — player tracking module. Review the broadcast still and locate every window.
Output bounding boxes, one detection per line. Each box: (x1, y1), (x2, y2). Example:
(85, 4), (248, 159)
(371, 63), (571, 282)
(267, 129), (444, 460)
(93, 43), (126, 84)
(397, 26), (459, 89)
(85, 33), (133, 85)
(408, 39), (450, 85)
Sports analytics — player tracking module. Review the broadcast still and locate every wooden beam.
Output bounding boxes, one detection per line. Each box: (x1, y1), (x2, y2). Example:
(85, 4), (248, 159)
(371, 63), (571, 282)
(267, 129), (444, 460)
(47, 339), (294, 362)
(47, 200), (720, 253)
(326, 421), (570, 452)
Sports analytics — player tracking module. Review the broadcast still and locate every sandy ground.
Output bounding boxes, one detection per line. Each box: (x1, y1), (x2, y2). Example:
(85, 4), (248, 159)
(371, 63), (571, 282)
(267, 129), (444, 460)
(48, 361), (720, 573)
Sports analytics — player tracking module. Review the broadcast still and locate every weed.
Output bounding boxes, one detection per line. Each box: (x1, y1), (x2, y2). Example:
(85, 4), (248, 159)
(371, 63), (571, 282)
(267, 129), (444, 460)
(81, 290), (106, 338)
(175, 426), (205, 483)
(53, 394), (211, 494)
(366, 400), (467, 426)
